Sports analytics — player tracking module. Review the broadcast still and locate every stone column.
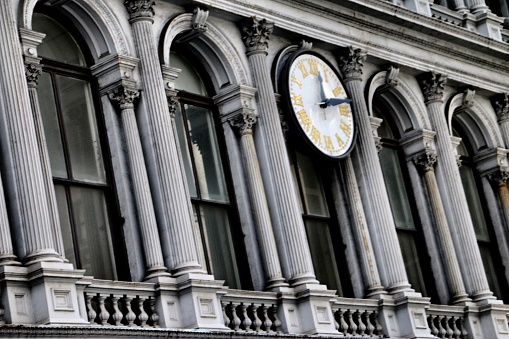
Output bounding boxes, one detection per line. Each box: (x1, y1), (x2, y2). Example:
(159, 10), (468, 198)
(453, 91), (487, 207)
(22, 29), (66, 260)
(0, 0), (60, 264)
(342, 157), (386, 298)
(465, 0), (490, 13)
(338, 46), (411, 294)
(413, 152), (471, 304)
(124, 0), (203, 275)
(108, 85), (170, 280)
(228, 108), (287, 289)
(241, 17), (317, 286)
(490, 171), (509, 233)
(491, 93), (509, 149)
(418, 72), (493, 302)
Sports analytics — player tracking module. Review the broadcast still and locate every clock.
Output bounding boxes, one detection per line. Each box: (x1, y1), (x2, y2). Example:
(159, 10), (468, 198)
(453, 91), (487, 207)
(282, 51), (355, 159)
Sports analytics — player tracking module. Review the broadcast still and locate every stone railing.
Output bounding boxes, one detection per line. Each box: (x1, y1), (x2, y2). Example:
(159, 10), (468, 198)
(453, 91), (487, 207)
(426, 304), (468, 339)
(430, 4), (464, 27)
(221, 289), (281, 333)
(82, 279), (158, 327)
(332, 297), (383, 337)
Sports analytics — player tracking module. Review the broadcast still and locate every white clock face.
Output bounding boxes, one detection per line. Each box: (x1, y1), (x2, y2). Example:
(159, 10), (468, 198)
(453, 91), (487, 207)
(288, 53), (354, 158)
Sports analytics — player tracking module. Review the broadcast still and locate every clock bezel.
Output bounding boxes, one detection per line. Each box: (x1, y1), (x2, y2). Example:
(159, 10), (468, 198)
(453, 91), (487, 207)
(280, 50), (356, 160)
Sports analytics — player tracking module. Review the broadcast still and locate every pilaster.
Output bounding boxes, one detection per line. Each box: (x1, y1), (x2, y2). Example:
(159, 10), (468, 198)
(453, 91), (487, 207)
(125, 0), (204, 275)
(418, 73), (494, 303)
(215, 85), (287, 290)
(338, 46), (411, 295)
(241, 17), (318, 287)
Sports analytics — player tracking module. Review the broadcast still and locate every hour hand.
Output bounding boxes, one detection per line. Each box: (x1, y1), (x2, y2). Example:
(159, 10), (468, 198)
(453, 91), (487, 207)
(326, 98), (352, 106)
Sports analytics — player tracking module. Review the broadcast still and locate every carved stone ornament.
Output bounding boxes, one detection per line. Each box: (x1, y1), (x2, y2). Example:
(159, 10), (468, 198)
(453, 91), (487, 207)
(124, 0), (155, 20)
(25, 62), (42, 88)
(418, 71), (448, 104)
(338, 46), (367, 80)
(242, 17), (274, 55)
(491, 93), (509, 124)
(488, 169), (509, 186)
(386, 65), (400, 87)
(413, 152), (437, 172)
(167, 95), (179, 119)
(229, 111), (258, 135)
(109, 86), (140, 110)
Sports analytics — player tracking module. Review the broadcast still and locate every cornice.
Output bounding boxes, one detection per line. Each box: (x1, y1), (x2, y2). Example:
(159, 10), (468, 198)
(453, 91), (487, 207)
(191, 0), (509, 92)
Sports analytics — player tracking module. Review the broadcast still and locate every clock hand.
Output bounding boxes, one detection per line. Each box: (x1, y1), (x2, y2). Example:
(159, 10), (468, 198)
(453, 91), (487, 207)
(318, 72), (327, 102)
(327, 98), (352, 106)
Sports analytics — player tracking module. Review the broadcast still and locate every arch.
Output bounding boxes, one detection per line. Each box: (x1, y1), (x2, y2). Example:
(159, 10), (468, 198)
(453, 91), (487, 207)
(366, 69), (431, 133)
(446, 92), (503, 152)
(19, 0), (130, 61)
(160, 12), (251, 92)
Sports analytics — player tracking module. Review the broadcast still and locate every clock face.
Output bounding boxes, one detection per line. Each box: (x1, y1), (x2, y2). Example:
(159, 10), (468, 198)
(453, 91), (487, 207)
(286, 53), (355, 158)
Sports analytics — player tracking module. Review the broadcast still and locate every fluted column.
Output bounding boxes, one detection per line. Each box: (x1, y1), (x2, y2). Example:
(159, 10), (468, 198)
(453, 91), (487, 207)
(342, 157), (386, 297)
(465, 0), (489, 13)
(229, 110), (287, 289)
(242, 18), (318, 286)
(109, 85), (170, 279)
(338, 47), (411, 294)
(489, 170), (509, 236)
(413, 152), (470, 304)
(0, 0), (60, 264)
(418, 72), (493, 302)
(24, 58), (66, 260)
(491, 93), (509, 149)
(125, 0), (203, 275)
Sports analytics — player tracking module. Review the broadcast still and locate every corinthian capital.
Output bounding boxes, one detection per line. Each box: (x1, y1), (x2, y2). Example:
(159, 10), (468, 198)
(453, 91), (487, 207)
(124, 0), (155, 21)
(109, 85), (140, 110)
(338, 46), (367, 81)
(229, 110), (258, 136)
(489, 170), (509, 187)
(491, 93), (509, 124)
(413, 151), (437, 172)
(418, 71), (448, 104)
(25, 62), (43, 88)
(242, 17), (274, 55)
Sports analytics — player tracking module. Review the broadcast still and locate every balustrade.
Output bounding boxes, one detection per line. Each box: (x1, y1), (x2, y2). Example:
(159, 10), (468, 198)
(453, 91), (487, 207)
(332, 298), (383, 337)
(222, 301), (282, 333)
(426, 305), (468, 339)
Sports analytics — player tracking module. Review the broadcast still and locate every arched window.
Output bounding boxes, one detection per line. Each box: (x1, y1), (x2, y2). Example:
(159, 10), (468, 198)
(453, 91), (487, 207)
(171, 51), (250, 289)
(33, 12), (127, 280)
(374, 104), (438, 302)
(453, 126), (509, 302)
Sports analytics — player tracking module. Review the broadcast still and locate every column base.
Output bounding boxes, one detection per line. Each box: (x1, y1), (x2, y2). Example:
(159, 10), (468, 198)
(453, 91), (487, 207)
(23, 249), (63, 266)
(265, 276), (288, 290)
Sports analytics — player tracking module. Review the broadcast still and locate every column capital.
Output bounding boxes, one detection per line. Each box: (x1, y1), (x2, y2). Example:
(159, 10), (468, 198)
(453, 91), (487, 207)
(167, 95), (179, 120)
(490, 93), (509, 124)
(242, 17), (274, 55)
(25, 62), (42, 89)
(338, 46), (367, 81)
(418, 71), (448, 104)
(229, 110), (258, 136)
(488, 169), (509, 186)
(413, 151), (437, 172)
(109, 85), (140, 110)
(124, 0), (155, 21)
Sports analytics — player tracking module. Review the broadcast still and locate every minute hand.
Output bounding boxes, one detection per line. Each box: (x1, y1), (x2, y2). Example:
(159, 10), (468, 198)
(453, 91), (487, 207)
(324, 97), (352, 107)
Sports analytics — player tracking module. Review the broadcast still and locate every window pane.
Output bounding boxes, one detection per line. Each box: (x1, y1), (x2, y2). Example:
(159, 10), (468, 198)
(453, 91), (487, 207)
(379, 147), (416, 230)
(38, 72), (67, 178)
(32, 14), (86, 66)
(199, 204), (240, 289)
(70, 186), (116, 280)
(56, 75), (106, 183)
(479, 244), (502, 299)
(288, 151), (304, 214)
(171, 52), (207, 96)
(175, 104), (197, 198)
(186, 105), (228, 202)
(296, 152), (329, 217)
(459, 165), (490, 241)
(397, 231), (427, 296)
(305, 219), (343, 294)
(54, 185), (76, 266)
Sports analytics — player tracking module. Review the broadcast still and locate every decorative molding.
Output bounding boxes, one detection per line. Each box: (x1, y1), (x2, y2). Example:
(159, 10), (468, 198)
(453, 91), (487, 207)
(417, 71), (447, 104)
(242, 17), (274, 55)
(386, 65), (400, 87)
(491, 93), (509, 124)
(298, 40), (313, 50)
(124, 0), (155, 21)
(108, 85), (140, 110)
(338, 46), (366, 81)
(175, 8), (209, 43)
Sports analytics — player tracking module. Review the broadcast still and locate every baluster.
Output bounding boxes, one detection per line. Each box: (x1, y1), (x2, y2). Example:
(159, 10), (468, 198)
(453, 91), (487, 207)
(354, 310), (366, 335)
(428, 314), (438, 336)
(458, 317), (468, 339)
(444, 316), (453, 338)
(110, 295), (123, 326)
(238, 303), (252, 331)
(259, 304), (273, 333)
(85, 293), (97, 324)
(437, 315), (447, 338)
(450, 316), (461, 339)
(371, 311), (383, 336)
(269, 305), (282, 332)
(136, 296), (149, 327)
(222, 302), (231, 328)
(230, 302), (241, 331)
(250, 304), (262, 332)
(363, 310), (374, 336)
(97, 294), (110, 325)
(346, 309), (357, 334)
(332, 309), (339, 331)
(147, 297), (159, 327)
(336, 309), (349, 335)
(123, 296), (136, 327)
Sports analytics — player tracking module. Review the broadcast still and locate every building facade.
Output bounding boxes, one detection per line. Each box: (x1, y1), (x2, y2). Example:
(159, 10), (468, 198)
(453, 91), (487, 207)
(0, 0), (509, 337)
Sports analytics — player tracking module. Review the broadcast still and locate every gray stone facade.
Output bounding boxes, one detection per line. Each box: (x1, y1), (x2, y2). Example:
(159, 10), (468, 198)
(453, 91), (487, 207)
(0, 0), (509, 338)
